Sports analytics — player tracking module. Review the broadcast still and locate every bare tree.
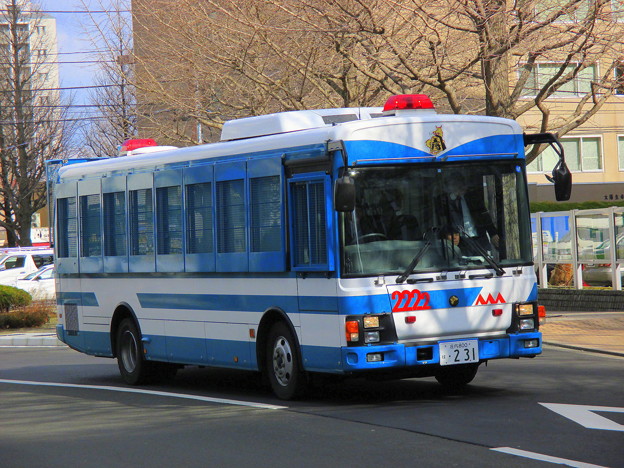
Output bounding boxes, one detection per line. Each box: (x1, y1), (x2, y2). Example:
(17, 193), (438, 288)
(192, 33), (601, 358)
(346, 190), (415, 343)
(0, 0), (72, 246)
(131, 0), (624, 159)
(79, 0), (137, 157)
(131, 0), (391, 144)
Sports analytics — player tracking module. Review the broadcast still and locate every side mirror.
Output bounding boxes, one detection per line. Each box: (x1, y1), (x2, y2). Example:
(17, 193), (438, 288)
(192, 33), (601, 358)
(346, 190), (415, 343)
(334, 176), (355, 212)
(524, 133), (572, 202)
(548, 160), (572, 201)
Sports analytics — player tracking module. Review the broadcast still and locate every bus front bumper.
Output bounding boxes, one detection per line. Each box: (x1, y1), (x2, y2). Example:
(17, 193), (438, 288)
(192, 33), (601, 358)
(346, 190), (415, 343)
(341, 332), (541, 371)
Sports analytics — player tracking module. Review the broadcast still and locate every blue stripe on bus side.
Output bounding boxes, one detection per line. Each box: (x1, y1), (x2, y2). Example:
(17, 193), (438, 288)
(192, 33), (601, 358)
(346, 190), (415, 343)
(136, 293), (339, 313)
(56, 292), (99, 307)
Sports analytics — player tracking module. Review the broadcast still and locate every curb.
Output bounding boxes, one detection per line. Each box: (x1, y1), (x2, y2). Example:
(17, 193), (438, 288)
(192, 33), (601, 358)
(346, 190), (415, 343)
(543, 341), (624, 358)
(0, 333), (66, 347)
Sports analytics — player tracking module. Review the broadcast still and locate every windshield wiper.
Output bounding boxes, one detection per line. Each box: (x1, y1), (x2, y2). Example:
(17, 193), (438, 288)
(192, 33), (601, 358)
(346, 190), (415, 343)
(396, 228), (437, 284)
(456, 227), (505, 276)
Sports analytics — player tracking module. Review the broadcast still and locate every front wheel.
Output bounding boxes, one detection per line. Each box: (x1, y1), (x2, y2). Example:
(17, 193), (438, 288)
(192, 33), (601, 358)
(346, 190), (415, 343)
(116, 318), (153, 385)
(266, 322), (306, 400)
(435, 363), (479, 390)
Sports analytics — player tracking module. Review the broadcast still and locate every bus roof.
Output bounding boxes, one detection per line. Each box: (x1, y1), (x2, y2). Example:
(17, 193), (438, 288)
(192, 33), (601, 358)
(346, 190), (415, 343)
(56, 108), (523, 182)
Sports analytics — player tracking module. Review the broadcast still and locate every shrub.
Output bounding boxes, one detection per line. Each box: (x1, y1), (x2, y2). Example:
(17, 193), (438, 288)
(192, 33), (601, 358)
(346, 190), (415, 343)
(0, 285), (32, 312)
(0, 300), (55, 329)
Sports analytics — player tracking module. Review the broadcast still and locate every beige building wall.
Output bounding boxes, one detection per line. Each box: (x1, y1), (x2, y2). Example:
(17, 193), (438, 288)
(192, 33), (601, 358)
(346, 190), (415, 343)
(519, 52), (624, 202)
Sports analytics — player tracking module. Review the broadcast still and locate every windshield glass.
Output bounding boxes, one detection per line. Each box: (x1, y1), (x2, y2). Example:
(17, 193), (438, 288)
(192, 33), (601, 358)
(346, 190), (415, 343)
(340, 161), (532, 277)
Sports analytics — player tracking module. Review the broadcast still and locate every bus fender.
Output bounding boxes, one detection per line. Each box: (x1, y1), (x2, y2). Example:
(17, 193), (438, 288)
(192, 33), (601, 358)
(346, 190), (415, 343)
(110, 302), (140, 358)
(256, 308), (302, 375)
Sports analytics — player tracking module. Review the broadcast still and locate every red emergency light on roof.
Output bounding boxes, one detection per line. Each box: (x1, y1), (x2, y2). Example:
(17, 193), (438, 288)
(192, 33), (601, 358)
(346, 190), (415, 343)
(383, 94), (435, 112)
(121, 138), (157, 152)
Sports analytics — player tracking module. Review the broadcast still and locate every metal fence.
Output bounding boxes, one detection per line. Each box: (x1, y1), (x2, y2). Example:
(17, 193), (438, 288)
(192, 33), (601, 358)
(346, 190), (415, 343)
(531, 207), (624, 290)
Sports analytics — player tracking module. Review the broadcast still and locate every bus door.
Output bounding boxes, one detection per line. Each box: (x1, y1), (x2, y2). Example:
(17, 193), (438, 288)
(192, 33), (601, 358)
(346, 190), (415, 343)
(288, 173), (341, 370)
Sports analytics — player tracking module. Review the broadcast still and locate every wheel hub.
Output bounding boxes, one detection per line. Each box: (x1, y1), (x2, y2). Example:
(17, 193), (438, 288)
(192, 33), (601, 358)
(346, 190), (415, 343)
(272, 336), (293, 387)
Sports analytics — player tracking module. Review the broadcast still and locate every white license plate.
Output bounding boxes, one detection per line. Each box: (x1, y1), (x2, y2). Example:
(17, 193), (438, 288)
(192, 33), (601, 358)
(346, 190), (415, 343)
(439, 340), (479, 366)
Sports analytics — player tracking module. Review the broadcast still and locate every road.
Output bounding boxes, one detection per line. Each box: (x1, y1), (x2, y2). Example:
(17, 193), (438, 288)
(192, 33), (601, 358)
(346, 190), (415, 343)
(0, 345), (622, 468)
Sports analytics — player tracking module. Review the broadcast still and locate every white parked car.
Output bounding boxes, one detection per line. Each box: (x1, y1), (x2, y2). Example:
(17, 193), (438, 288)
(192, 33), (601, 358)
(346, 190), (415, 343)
(0, 248), (54, 287)
(16, 264), (55, 300)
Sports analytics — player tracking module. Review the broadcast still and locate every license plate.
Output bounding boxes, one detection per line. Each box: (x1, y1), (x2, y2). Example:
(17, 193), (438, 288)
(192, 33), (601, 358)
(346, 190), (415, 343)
(439, 340), (479, 366)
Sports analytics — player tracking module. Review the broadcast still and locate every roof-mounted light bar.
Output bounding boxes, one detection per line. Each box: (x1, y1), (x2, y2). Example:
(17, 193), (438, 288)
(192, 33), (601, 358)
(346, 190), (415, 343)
(382, 94), (435, 114)
(120, 138), (157, 153)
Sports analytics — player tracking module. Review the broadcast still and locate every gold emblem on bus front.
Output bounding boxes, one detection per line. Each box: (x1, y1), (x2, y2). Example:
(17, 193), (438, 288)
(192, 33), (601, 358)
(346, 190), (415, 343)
(449, 295), (459, 307)
(426, 126), (446, 155)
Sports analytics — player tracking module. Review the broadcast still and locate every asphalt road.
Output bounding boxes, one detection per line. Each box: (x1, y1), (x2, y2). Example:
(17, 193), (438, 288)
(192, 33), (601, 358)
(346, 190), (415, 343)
(0, 346), (622, 468)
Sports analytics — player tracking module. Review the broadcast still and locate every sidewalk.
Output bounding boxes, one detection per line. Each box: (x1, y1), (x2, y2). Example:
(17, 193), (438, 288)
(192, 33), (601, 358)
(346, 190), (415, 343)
(1, 312), (623, 356)
(540, 311), (624, 357)
(0, 331), (65, 347)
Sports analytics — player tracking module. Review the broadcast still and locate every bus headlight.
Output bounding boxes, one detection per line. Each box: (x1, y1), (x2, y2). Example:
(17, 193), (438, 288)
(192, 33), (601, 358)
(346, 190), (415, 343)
(519, 318), (535, 330)
(364, 331), (380, 343)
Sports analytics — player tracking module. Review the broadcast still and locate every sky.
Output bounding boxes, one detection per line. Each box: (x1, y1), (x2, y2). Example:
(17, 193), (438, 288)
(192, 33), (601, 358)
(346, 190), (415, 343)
(36, 0), (123, 125)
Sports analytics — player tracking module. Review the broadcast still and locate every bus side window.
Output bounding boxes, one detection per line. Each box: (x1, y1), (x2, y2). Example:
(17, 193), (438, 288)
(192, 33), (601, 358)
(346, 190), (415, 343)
(129, 188), (154, 256)
(289, 174), (334, 271)
(57, 196), (78, 258)
(249, 174), (285, 272)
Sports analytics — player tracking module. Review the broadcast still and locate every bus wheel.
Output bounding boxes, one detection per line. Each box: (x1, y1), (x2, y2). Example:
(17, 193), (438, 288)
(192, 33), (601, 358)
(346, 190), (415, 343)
(116, 318), (152, 385)
(435, 363), (479, 389)
(266, 322), (306, 400)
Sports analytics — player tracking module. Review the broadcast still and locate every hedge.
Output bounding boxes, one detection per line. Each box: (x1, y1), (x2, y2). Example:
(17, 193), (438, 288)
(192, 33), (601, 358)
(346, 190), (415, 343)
(0, 285), (32, 312)
(530, 201), (624, 213)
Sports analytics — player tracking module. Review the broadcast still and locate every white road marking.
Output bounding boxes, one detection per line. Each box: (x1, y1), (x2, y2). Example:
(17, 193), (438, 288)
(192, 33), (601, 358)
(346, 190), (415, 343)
(0, 379), (286, 410)
(540, 402), (624, 432)
(492, 447), (608, 468)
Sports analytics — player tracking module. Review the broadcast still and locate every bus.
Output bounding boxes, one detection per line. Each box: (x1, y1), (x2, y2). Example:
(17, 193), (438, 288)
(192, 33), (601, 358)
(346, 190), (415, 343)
(48, 94), (571, 399)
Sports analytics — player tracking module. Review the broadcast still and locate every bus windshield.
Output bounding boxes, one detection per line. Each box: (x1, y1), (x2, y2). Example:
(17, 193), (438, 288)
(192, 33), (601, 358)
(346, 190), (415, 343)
(340, 161), (533, 277)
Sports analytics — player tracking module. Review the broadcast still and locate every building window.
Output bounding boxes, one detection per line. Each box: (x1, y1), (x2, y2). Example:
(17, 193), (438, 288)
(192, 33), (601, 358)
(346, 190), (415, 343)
(619, 136), (624, 171)
(528, 136), (602, 172)
(616, 62), (624, 95)
(535, 1), (590, 22)
(521, 63), (596, 98)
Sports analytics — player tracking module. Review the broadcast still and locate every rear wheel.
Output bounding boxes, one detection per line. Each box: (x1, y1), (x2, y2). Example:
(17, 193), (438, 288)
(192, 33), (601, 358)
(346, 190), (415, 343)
(116, 318), (153, 385)
(266, 322), (306, 400)
(435, 363), (479, 389)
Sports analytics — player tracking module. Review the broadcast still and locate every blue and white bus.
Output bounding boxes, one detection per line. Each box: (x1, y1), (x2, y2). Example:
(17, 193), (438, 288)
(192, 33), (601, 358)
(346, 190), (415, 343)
(49, 94), (570, 399)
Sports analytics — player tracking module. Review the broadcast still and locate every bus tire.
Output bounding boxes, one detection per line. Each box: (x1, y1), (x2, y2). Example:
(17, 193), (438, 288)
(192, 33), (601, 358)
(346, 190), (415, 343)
(116, 318), (152, 385)
(435, 363), (479, 389)
(266, 322), (306, 400)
